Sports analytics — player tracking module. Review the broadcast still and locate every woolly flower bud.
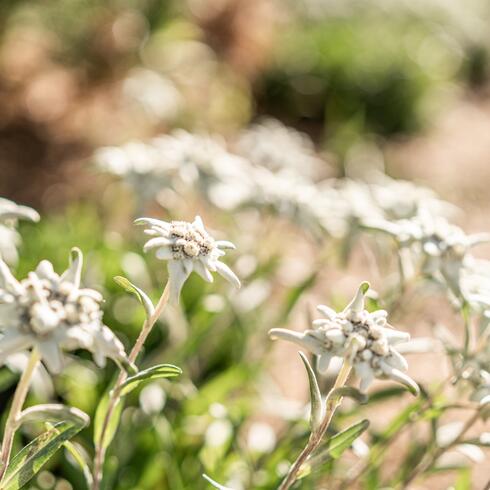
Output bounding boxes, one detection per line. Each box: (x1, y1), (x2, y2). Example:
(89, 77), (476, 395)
(269, 282), (419, 394)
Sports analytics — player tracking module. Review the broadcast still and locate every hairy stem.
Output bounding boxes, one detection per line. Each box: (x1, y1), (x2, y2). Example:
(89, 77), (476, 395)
(0, 348), (40, 482)
(278, 360), (352, 490)
(92, 281), (170, 490)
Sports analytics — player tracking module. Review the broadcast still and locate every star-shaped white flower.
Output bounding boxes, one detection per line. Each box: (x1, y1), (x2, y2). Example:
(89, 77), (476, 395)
(269, 282), (418, 394)
(136, 216), (240, 302)
(0, 248), (128, 373)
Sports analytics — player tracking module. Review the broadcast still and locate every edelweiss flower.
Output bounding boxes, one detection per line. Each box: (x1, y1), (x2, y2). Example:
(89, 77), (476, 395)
(364, 211), (490, 295)
(269, 282), (419, 393)
(0, 248), (128, 373)
(136, 216), (240, 302)
(95, 131), (255, 211)
(236, 118), (323, 177)
(0, 198), (40, 264)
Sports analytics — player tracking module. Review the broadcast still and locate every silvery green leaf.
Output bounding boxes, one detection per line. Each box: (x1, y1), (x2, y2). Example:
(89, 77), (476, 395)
(301, 419), (370, 473)
(202, 474), (234, 490)
(1, 420), (86, 490)
(119, 363), (182, 396)
(299, 352), (324, 432)
(114, 276), (155, 318)
(17, 404), (89, 429)
(326, 419), (370, 459)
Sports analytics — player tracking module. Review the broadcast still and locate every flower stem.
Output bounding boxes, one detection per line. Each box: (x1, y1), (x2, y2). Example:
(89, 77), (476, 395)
(0, 348), (41, 482)
(278, 360), (352, 490)
(92, 281), (170, 490)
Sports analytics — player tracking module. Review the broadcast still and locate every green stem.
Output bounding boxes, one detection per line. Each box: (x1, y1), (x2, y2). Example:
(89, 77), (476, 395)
(0, 348), (41, 483)
(277, 360), (352, 490)
(92, 281), (170, 490)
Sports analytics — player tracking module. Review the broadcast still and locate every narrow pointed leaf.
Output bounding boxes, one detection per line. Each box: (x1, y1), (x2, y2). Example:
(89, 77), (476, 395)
(299, 352), (323, 432)
(300, 419), (370, 478)
(1, 420), (87, 490)
(114, 276), (155, 318)
(327, 419), (370, 459)
(17, 404), (89, 428)
(45, 423), (93, 488)
(119, 363), (182, 396)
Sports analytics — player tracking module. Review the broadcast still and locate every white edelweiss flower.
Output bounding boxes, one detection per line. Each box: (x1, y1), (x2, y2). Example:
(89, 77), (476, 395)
(249, 169), (346, 238)
(0, 248), (128, 374)
(136, 216), (240, 303)
(364, 210), (490, 296)
(236, 118), (323, 177)
(0, 197), (40, 264)
(366, 173), (456, 222)
(269, 282), (419, 394)
(95, 131), (255, 211)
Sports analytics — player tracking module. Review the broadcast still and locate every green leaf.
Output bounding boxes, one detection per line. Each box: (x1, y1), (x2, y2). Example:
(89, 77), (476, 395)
(93, 393), (123, 452)
(17, 404), (89, 428)
(203, 474), (234, 489)
(454, 467), (471, 490)
(1, 420), (87, 490)
(301, 419), (370, 477)
(327, 419), (370, 458)
(114, 276), (154, 318)
(45, 423), (93, 488)
(299, 352), (323, 432)
(120, 363), (182, 396)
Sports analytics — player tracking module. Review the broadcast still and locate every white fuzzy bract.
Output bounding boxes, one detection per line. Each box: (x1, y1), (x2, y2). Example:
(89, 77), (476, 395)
(0, 248), (128, 373)
(136, 216), (240, 302)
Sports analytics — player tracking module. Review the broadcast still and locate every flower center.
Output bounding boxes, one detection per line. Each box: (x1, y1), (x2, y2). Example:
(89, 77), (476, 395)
(19, 279), (102, 337)
(169, 221), (214, 259)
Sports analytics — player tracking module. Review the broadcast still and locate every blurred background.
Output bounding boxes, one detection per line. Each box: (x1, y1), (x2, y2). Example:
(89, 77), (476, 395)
(1, 0), (490, 489)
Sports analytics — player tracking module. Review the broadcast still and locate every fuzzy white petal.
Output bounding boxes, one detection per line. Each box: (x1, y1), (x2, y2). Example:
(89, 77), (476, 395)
(214, 261), (241, 289)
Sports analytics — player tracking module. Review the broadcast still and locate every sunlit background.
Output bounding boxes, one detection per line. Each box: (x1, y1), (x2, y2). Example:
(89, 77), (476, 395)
(1, 0), (490, 489)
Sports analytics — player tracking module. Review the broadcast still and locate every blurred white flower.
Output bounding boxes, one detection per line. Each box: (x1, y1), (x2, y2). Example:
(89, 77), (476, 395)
(139, 382), (167, 414)
(137, 216), (240, 302)
(123, 68), (183, 121)
(367, 173), (456, 222)
(0, 248), (128, 373)
(0, 198), (40, 264)
(364, 210), (490, 295)
(205, 419), (233, 447)
(95, 131), (255, 211)
(270, 282), (418, 393)
(246, 422), (276, 453)
(251, 169), (344, 237)
(236, 118), (323, 177)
